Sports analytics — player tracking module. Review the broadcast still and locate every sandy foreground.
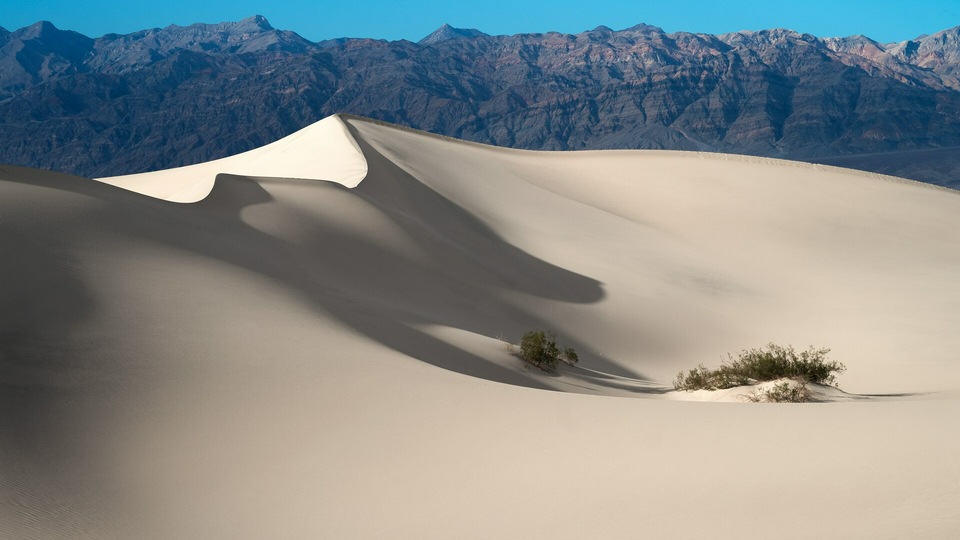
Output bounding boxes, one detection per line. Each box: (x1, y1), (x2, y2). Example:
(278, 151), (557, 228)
(2, 115), (959, 539)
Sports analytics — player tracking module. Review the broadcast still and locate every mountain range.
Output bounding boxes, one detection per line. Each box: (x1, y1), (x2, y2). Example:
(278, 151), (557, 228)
(1, 15), (959, 187)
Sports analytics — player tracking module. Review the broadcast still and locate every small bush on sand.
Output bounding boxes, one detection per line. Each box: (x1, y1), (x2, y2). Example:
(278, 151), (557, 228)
(517, 331), (578, 372)
(743, 378), (812, 403)
(674, 343), (844, 395)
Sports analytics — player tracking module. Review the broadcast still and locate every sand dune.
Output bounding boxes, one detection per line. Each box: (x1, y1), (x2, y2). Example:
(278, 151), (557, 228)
(2, 115), (959, 538)
(96, 115), (368, 202)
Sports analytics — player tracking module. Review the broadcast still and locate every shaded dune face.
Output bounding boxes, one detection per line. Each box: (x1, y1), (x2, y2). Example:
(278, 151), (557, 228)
(0, 157), (610, 397)
(202, 173), (612, 389)
(226, 152), (614, 385)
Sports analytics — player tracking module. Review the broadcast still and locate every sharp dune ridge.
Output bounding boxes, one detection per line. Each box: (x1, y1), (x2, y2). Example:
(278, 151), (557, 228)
(2, 115), (960, 538)
(342, 112), (960, 197)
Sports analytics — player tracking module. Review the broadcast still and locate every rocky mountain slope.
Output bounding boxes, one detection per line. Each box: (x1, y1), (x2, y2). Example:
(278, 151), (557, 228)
(1, 16), (959, 187)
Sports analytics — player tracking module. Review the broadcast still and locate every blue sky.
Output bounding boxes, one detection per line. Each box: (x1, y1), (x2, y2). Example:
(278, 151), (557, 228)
(3, 0), (958, 43)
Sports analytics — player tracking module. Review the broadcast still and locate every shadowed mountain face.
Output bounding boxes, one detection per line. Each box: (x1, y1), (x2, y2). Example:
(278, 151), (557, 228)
(2, 16), (960, 187)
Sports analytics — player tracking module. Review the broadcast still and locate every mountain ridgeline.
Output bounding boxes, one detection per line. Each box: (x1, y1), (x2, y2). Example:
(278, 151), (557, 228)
(2, 16), (959, 187)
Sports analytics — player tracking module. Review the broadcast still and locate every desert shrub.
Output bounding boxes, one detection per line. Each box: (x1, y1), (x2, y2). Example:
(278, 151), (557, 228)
(743, 378), (812, 403)
(517, 331), (578, 372)
(674, 343), (844, 392)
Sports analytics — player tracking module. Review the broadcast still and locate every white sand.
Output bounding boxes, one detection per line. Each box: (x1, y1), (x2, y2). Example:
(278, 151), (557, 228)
(96, 115), (368, 202)
(2, 115), (959, 539)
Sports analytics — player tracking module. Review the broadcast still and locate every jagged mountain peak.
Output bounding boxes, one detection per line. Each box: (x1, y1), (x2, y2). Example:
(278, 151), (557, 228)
(823, 34), (886, 55)
(0, 20), (94, 93)
(622, 23), (665, 34)
(837, 34), (882, 45)
(14, 20), (72, 40)
(86, 14), (314, 72)
(898, 25), (960, 77)
(241, 14), (273, 31)
(20, 20), (57, 34)
(6, 20), (93, 50)
(920, 25), (960, 44)
(7, 20), (95, 60)
(165, 14), (276, 36)
(418, 24), (488, 45)
(722, 27), (804, 39)
(719, 27), (826, 51)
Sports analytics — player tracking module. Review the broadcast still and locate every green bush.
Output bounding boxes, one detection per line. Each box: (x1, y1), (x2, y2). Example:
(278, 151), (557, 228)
(743, 378), (812, 403)
(674, 343), (844, 392)
(517, 331), (578, 372)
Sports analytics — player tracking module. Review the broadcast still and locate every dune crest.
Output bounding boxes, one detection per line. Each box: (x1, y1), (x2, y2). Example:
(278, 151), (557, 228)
(96, 114), (368, 202)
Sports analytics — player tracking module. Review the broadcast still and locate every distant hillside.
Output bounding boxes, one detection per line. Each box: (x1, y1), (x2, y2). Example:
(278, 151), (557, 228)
(1, 16), (959, 187)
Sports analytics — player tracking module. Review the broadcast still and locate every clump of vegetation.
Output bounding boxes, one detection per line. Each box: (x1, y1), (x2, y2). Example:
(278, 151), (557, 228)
(516, 330), (579, 372)
(673, 343), (844, 397)
(743, 378), (812, 403)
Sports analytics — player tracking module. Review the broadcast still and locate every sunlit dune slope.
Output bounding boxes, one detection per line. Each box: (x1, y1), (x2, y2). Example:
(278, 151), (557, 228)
(96, 115), (368, 202)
